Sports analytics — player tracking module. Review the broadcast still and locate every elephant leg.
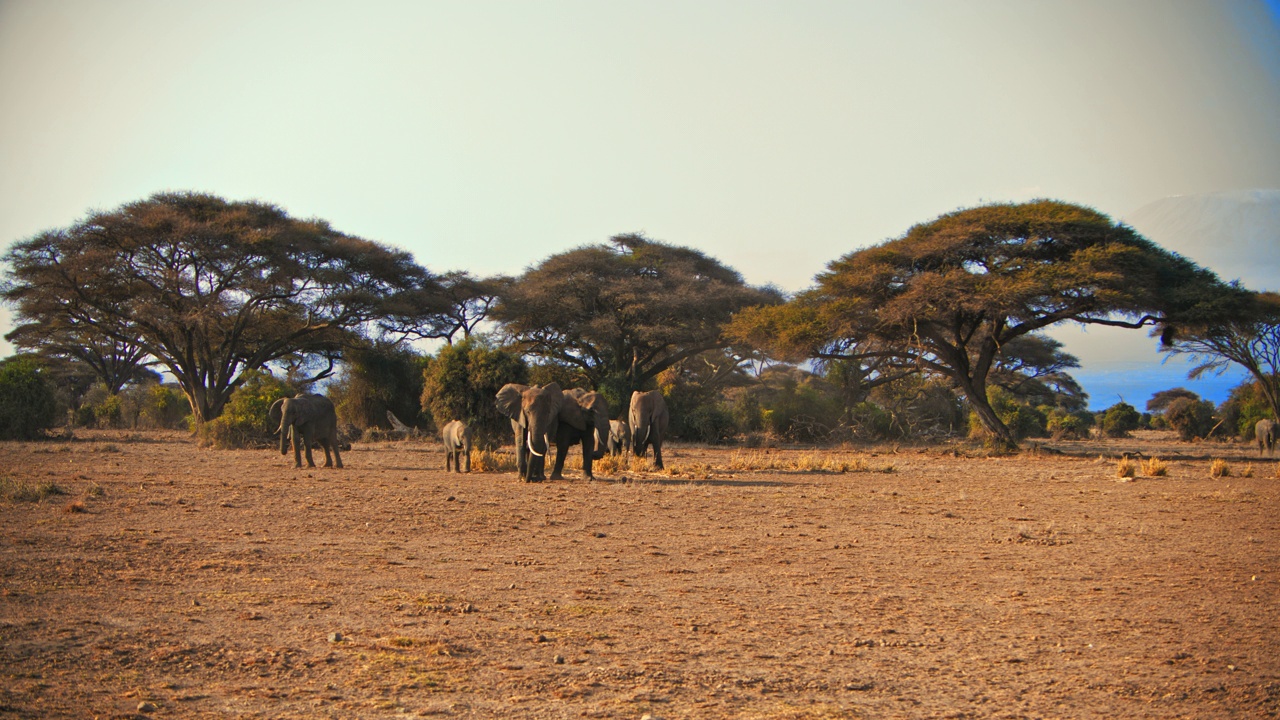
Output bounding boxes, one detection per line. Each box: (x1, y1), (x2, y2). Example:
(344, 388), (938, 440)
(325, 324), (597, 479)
(549, 441), (569, 480)
(463, 450), (470, 473)
(515, 430), (528, 478)
(303, 430), (317, 468)
(580, 436), (595, 480)
(446, 450), (454, 472)
(652, 441), (663, 470)
(320, 441), (334, 468)
(291, 428), (304, 468)
(331, 439), (343, 469)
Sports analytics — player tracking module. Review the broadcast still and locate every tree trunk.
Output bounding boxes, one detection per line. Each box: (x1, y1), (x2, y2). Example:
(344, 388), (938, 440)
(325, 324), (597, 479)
(955, 374), (1019, 450)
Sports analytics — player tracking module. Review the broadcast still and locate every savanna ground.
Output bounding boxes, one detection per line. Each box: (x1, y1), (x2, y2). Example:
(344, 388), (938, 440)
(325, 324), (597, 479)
(1, 429), (1277, 719)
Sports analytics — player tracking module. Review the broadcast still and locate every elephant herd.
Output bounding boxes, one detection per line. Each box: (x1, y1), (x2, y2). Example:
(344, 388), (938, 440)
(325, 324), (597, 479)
(493, 384), (668, 482)
(268, 386), (669, 481)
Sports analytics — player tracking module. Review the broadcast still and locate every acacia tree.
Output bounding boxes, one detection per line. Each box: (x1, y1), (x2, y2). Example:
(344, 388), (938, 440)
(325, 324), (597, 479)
(1160, 291), (1280, 423)
(2, 192), (452, 423)
(491, 234), (782, 409)
(730, 200), (1238, 448)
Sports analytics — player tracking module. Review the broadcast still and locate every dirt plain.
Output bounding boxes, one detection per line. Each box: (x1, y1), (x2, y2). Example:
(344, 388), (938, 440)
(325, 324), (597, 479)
(1, 429), (1277, 719)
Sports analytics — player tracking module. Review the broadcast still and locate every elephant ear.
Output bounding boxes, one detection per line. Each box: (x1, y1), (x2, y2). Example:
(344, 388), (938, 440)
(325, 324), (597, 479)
(495, 383), (528, 419)
(268, 398), (285, 427)
(555, 387), (589, 431)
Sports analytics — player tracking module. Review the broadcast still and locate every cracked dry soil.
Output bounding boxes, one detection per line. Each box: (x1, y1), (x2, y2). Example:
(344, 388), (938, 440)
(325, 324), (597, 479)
(1, 430), (1278, 718)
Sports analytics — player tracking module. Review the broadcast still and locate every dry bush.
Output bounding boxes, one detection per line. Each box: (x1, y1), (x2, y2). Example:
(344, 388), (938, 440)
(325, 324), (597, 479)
(1240, 463), (1254, 478)
(471, 450), (516, 473)
(1210, 459), (1231, 478)
(1116, 458), (1137, 479)
(0, 477), (66, 503)
(1141, 457), (1168, 477)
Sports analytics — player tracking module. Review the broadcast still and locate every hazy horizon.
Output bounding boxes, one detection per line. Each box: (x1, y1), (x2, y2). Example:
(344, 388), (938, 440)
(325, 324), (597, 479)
(3, 1), (1278, 410)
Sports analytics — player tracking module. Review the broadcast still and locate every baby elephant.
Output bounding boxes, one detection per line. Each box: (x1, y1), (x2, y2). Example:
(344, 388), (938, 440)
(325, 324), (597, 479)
(1257, 418), (1276, 456)
(441, 420), (472, 473)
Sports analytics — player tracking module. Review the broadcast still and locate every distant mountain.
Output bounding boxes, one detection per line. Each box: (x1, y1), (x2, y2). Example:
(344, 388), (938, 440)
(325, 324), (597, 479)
(1123, 189), (1279, 292)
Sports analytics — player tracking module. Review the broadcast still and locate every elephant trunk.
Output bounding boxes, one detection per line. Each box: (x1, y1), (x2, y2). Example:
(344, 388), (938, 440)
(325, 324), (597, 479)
(278, 419), (289, 455)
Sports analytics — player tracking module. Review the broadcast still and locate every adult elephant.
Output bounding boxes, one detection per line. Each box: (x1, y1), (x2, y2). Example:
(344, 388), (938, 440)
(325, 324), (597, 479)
(269, 393), (343, 469)
(609, 418), (631, 456)
(1257, 418), (1276, 456)
(629, 390), (669, 470)
(555, 388), (610, 480)
(495, 383), (610, 481)
(441, 420), (472, 473)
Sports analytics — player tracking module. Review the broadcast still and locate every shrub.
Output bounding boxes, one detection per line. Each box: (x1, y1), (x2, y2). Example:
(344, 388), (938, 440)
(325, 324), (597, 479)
(0, 356), (58, 440)
(1047, 409), (1094, 440)
(1100, 402), (1141, 438)
(1163, 397), (1217, 441)
(197, 370), (297, 448)
(1116, 458), (1137, 478)
(1142, 457), (1168, 476)
(675, 403), (736, 443)
(1210, 459), (1231, 478)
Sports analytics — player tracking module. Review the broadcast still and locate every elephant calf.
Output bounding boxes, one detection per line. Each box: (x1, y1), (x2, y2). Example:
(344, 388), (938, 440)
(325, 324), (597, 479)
(442, 420), (472, 473)
(609, 419), (631, 456)
(1257, 418), (1276, 456)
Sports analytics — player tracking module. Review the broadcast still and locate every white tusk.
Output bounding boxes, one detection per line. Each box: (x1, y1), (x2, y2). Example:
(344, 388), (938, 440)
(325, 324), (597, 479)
(527, 432), (544, 457)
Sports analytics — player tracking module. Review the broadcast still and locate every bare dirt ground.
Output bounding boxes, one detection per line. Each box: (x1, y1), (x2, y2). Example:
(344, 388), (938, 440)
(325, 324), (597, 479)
(1, 429), (1278, 719)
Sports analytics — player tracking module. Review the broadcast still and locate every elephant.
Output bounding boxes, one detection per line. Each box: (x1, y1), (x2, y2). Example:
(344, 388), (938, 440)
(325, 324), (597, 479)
(629, 390), (669, 470)
(269, 393), (343, 469)
(609, 418), (631, 456)
(441, 420), (472, 472)
(495, 383), (610, 481)
(1257, 418), (1276, 456)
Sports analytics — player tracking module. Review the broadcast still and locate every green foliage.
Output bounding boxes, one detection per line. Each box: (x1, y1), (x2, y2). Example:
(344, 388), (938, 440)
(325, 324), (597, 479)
(675, 404), (737, 443)
(1163, 396), (1217, 441)
(420, 337), (527, 447)
(1100, 402), (1141, 438)
(0, 355), (58, 439)
(1217, 379), (1273, 439)
(197, 370), (297, 449)
(1046, 408), (1095, 440)
(137, 384), (190, 429)
(329, 342), (427, 430)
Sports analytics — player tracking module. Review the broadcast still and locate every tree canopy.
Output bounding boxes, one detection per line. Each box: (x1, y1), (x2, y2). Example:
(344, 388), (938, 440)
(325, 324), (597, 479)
(729, 200), (1238, 447)
(1160, 290), (1280, 423)
(491, 234), (781, 408)
(2, 192), (453, 423)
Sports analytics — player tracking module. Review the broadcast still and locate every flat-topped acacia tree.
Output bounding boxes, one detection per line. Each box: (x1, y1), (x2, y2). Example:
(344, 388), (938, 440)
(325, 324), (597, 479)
(2, 192), (452, 424)
(492, 233), (782, 408)
(730, 200), (1242, 448)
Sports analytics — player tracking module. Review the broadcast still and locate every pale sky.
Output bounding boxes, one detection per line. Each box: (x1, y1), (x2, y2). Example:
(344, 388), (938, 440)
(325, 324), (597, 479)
(2, 1), (1278, 408)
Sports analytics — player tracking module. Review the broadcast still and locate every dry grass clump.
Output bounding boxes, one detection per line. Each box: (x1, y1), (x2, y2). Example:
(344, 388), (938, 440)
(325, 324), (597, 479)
(1210, 459), (1231, 478)
(1141, 457), (1169, 477)
(1240, 463), (1254, 478)
(0, 477), (67, 503)
(1116, 458), (1137, 479)
(722, 450), (895, 474)
(470, 450), (516, 473)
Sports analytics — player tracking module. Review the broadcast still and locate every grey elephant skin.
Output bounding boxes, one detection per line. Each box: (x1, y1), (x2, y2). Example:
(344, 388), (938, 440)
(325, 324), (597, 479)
(609, 419), (631, 456)
(441, 420), (472, 472)
(1257, 418), (1276, 456)
(269, 393), (343, 469)
(629, 390), (669, 470)
(495, 383), (610, 481)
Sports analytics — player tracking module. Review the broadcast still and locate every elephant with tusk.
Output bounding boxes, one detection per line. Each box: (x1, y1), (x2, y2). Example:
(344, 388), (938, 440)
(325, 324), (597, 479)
(630, 389), (669, 470)
(269, 393), (343, 469)
(495, 383), (611, 482)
